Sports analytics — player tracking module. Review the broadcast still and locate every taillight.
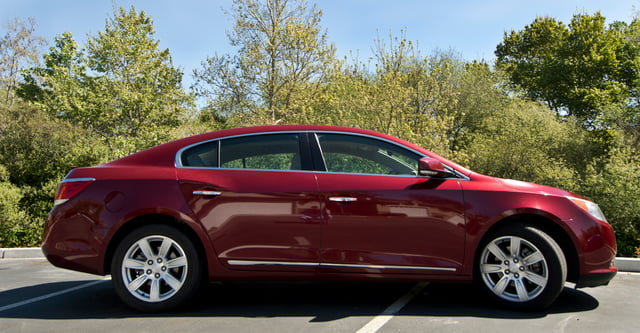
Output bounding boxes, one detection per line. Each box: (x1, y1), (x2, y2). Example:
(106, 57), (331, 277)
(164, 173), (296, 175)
(54, 178), (95, 206)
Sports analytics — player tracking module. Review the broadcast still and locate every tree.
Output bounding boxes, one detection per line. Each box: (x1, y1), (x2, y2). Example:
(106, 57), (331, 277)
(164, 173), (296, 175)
(84, 6), (192, 151)
(368, 37), (459, 154)
(447, 61), (510, 151)
(19, 7), (193, 153)
(0, 17), (45, 107)
(608, 18), (640, 154)
(292, 34), (461, 156)
(496, 13), (635, 123)
(193, 0), (336, 124)
(18, 32), (89, 120)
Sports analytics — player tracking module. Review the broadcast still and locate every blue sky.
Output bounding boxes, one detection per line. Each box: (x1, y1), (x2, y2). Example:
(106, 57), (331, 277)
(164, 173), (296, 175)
(2, 0), (639, 87)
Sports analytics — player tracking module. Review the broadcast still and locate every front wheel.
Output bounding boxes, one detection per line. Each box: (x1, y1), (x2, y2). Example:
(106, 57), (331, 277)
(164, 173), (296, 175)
(476, 224), (567, 311)
(111, 224), (203, 312)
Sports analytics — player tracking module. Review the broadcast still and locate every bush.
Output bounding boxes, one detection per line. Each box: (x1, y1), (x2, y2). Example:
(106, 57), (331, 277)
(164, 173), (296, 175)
(459, 100), (586, 191)
(580, 147), (640, 257)
(0, 165), (33, 247)
(0, 102), (110, 247)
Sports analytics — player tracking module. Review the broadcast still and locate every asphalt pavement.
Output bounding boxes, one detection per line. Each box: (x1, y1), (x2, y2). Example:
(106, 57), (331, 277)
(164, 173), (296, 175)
(1, 256), (639, 333)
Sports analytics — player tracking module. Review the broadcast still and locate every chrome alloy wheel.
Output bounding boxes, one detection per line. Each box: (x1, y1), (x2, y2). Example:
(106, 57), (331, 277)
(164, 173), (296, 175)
(479, 235), (549, 303)
(121, 235), (189, 303)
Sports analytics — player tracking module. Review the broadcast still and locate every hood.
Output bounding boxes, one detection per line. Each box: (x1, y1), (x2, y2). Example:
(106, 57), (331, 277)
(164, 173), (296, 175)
(497, 178), (582, 198)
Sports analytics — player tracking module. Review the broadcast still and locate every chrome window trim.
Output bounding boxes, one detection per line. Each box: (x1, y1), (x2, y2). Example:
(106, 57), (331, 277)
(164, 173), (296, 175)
(312, 131), (469, 181)
(175, 130), (302, 168)
(227, 260), (457, 272)
(175, 166), (442, 179)
(174, 130), (470, 181)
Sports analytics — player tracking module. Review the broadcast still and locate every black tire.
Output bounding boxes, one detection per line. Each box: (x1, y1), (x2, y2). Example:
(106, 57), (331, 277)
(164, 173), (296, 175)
(111, 224), (203, 312)
(475, 223), (567, 311)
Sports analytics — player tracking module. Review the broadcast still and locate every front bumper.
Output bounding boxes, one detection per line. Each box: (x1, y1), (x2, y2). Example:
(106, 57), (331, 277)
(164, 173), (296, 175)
(575, 267), (618, 288)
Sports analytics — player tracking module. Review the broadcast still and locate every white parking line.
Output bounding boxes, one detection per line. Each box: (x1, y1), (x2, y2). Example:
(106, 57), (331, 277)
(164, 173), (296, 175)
(0, 278), (110, 313)
(356, 282), (429, 333)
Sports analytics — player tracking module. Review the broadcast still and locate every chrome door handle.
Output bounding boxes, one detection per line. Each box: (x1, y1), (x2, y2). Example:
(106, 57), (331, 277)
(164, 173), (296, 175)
(192, 190), (222, 196)
(328, 197), (357, 203)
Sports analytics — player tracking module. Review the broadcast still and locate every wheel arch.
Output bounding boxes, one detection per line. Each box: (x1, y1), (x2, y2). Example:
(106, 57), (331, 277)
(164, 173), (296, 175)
(474, 213), (580, 284)
(103, 214), (209, 277)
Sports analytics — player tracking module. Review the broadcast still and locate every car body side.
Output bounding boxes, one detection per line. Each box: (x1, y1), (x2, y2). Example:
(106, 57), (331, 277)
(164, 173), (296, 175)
(42, 125), (617, 288)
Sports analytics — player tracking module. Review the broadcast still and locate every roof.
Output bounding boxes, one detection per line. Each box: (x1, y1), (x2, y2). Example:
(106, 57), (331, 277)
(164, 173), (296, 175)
(103, 125), (471, 175)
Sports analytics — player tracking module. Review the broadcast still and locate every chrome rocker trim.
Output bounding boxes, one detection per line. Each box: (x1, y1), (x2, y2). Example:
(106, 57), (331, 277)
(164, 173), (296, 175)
(227, 260), (457, 272)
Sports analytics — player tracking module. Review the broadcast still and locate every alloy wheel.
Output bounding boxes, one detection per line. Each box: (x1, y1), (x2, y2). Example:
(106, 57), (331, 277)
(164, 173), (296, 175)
(479, 235), (549, 303)
(120, 235), (189, 303)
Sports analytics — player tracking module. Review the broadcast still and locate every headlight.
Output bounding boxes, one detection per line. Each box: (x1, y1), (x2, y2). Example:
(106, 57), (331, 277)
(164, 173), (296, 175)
(566, 196), (608, 223)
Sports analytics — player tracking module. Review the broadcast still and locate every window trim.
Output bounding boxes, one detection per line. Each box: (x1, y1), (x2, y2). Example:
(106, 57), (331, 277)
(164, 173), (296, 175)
(174, 130), (469, 180)
(310, 131), (468, 180)
(176, 131), (313, 171)
(314, 132), (420, 176)
(180, 140), (220, 168)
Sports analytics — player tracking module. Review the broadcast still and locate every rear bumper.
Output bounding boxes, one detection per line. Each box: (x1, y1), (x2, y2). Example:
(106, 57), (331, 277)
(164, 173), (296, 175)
(41, 207), (106, 276)
(575, 268), (618, 288)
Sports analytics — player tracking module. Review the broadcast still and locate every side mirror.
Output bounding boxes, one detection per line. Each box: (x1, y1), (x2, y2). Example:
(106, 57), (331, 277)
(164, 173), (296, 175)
(418, 157), (454, 178)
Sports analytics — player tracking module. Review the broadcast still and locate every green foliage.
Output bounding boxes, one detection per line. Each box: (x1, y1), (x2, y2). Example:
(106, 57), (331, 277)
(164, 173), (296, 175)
(0, 102), (109, 246)
(1, 7), (195, 246)
(295, 36), (459, 157)
(2, 5), (640, 258)
(459, 100), (586, 191)
(18, 32), (89, 123)
(0, 102), (108, 187)
(0, 165), (32, 247)
(448, 61), (511, 151)
(494, 12), (640, 256)
(496, 13), (635, 122)
(19, 7), (193, 155)
(193, 0), (336, 124)
(83, 7), (192, 151)
(580, 147), (640, 256)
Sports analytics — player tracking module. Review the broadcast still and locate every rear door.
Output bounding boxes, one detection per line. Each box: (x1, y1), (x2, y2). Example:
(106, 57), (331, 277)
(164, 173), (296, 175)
(313, 133), (466, 274)
(176, 133), (323, 272)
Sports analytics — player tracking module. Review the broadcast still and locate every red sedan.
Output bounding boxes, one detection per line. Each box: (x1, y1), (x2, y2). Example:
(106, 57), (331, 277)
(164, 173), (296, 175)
(42, 125), (617, 312)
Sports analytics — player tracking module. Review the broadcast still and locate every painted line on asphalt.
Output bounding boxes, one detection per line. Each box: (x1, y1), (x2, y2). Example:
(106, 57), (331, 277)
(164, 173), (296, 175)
(0, 278), (111, 313)
(355, 281), (429, 333)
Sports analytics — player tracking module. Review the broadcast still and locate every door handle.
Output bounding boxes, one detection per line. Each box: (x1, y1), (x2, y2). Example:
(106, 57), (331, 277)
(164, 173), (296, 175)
(193, 190), (222, 196)
(328, 197), (358, 203)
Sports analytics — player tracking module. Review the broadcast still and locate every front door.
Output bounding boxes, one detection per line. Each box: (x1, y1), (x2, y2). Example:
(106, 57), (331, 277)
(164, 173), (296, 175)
(314, 133), (466, 274)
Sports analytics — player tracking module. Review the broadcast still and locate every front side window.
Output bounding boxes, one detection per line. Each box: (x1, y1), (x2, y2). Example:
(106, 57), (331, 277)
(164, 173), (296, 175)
(220, 133), (302, 170)
(317, 133), (421, 175)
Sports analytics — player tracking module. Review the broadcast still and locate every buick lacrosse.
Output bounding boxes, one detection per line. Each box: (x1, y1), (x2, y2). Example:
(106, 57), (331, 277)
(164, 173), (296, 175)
(43, 125), (617, 312)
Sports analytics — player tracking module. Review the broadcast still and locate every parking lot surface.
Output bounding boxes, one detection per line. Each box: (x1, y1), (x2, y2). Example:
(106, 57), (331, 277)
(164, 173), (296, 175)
(1, 258), (638, 332)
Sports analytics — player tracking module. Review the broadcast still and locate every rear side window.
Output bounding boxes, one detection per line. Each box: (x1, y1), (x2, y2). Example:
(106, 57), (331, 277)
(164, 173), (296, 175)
(181, 141), (219, 167)
(220, 134), (302, 170)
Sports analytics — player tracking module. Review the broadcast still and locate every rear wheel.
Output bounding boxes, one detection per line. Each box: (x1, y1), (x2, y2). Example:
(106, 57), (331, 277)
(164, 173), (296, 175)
(476, 224), (567, 311)
(111, 224), (203, 312)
